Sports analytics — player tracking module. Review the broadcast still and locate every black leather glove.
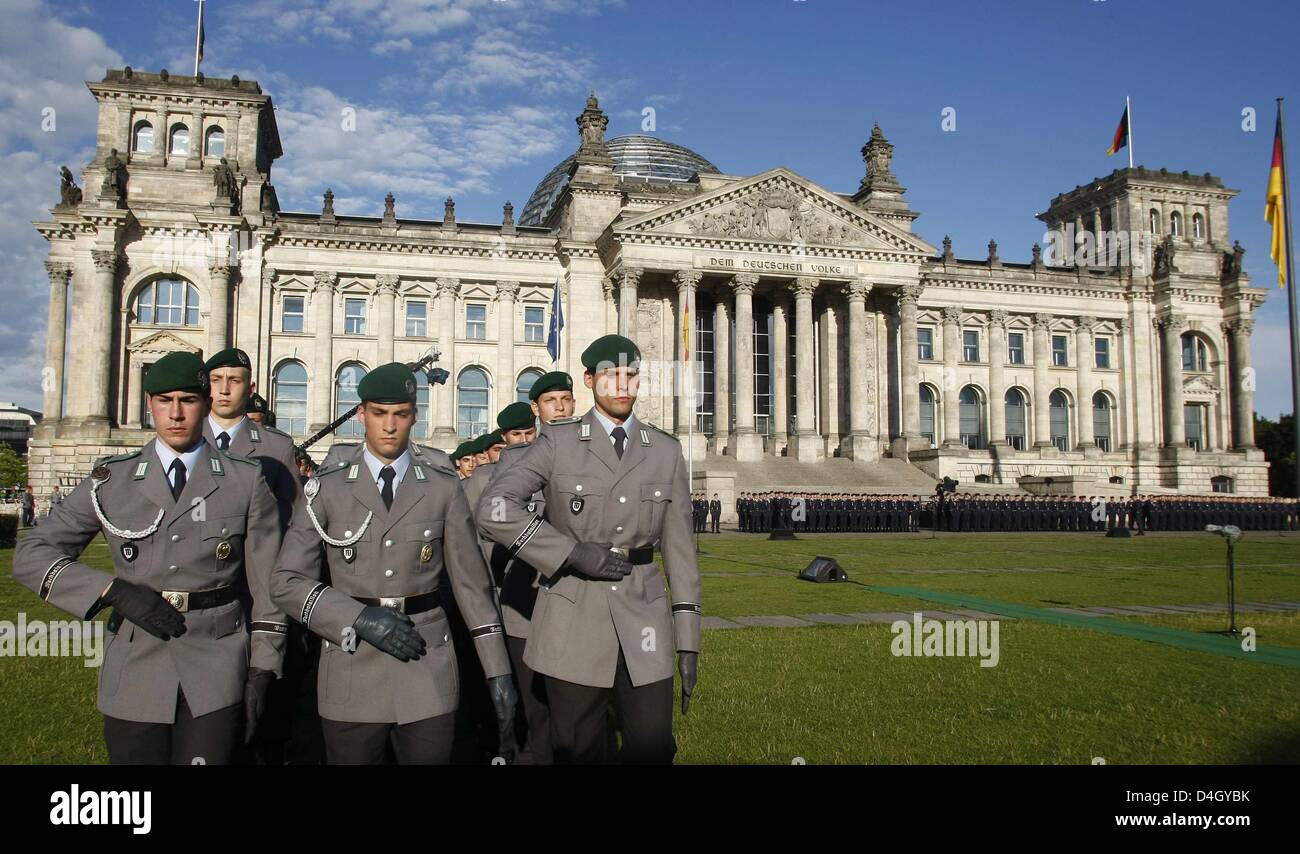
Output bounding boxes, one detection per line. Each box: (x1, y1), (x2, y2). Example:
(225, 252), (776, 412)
(678, 651), (698, 715)
(487, 674), (519, 763)
(243, 667), (276, 745)
(102, 579), (186, 640)
(352, 606), (426, 661)
(563, 542), (633, 581)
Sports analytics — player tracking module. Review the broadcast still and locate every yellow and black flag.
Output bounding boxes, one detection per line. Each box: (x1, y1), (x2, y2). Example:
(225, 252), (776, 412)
(1267, 108), (1289, 287)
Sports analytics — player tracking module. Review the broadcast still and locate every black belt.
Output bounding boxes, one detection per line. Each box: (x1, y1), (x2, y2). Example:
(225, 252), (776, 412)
(611, 546), (655, 565)
(106, 585), (238, 633)
(356, 590), (441, 615)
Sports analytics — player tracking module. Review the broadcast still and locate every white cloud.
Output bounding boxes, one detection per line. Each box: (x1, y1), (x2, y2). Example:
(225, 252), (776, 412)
(372, 37), (414, 54)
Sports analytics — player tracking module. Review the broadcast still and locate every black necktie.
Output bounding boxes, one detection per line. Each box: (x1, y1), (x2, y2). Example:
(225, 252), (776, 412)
(611, 426), (626, 459)
(379, 466), (395, 510)
(169, 459), (187, 502)
(217, 432), (230, 451)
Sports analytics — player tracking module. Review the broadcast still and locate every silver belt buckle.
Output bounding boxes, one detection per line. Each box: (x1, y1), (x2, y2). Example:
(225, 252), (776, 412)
(379, 596), (406, 613)
(162, 590), (190, 612)
(609, 547), (629, 559)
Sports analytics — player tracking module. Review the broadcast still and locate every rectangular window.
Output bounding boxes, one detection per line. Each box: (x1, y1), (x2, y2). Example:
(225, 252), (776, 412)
(753, 314), (772, 437)
(524, 306), (545, 343)
(1052, 334), (1068, 366)
(1094, 337), (1111, 369)
(282, 296), (304, 333)
(1007, 332), (1024, 364)
(405, 301), (427, 337)
(156, 280), (183, 326)
(1184, 404), (1204, 451)
(962, 330), (980, 362)
(695, 310), (715, 435)
(466, 303), (486, 339)
(917, 327), (934, 360)
(344, 298), (366, 335)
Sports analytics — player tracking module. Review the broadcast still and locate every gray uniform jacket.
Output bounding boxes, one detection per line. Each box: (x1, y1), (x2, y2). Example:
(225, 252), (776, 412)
(461, 461), (498, 570)
(270, 444), (511, 725)
(481, 443), (544, 640)
(12, 439), (285, 723)
(203, 418), (303, 530)
(320, 442), (455, 478)
(476, 408), (702, 689)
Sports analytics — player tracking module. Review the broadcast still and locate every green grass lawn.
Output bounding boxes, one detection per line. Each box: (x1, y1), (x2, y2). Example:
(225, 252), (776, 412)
(2, 531), (1298, 764)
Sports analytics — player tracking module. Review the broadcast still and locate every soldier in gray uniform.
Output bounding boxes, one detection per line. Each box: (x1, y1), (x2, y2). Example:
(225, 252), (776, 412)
(269, 362), (516, 764)
(13, 352), (285, 764)
(477, 335), (701, 764)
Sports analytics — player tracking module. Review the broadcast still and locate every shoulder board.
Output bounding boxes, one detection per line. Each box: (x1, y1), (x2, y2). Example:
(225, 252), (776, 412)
(219, 449), (261, 467)
(430, 465), (458, 479)
(261, 424), (293, 440)
(94, 449), (142, 467)
(314, 461), (349, 478)
(645, 422), (675, 438)
(545, 417), (581, 426)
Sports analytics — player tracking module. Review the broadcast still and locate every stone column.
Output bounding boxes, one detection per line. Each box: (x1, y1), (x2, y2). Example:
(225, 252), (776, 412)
(897, 283), (923, 447)
(1116, 317), (1132, 449)
(790, 277), (821, 461)
(987, 309), (1008, 447)
(771, 296), (789, 456)
(433, 277), (460, 445)
(602, 276), (617, 335)
(712, 290), (730, 455)
(85, 249), (119, 429)
(1075, 315), (1096, 451)
(941, 305), (962, 447)
(206, 264), (232, 358)
(126, 358), (144, 427)
(309, 271), (337, 432)
(1032, 313), (1054, 448)
(496, 280), (519, 410)
(819, 301), (841, 455)
(375, 274), (399, 364)
(617, 267), (642, 338)
(1226, 318), (1256, 449)
(673, 270), (702, 458)
(42, 261), (72, 426)
(731, 273), (762, 461)
(1158, 312), (1188, 448)
(843, 278), (874, 459)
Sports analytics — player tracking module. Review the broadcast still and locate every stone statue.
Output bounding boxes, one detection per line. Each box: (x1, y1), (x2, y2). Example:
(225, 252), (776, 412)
(322, 188), (335, 217)
(100, 148), (126, 201)
(212, 157), (236, 199)
(1222, 240), (1245, 280)
(59, 166), (82, 207)
(502, 201), (514, 228)
(383, 192), (396, 220)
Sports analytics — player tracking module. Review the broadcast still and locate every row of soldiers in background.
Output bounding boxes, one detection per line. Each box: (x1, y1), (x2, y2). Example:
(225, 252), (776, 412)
(691, 493), (722, 533)
(932, 493), (1300, 533)
(738, 492), (923, 533)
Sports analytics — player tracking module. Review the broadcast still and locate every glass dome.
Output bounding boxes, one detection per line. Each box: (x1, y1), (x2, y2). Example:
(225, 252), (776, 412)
(519, 134), (721, 227)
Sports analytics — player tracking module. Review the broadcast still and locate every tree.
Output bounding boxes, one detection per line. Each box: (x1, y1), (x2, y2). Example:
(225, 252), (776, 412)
(1254, 413), (1296, 497)
(0, 444), (26, 489)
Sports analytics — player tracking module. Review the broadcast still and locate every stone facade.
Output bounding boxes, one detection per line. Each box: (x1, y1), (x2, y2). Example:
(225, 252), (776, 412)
(29, 69), (1271, 497)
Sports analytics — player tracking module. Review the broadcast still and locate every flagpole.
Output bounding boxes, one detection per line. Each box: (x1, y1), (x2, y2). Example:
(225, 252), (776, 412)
(193, 0), (204, 76)
(1279, 97), (1300, 494)
(1126, 95), (1134, 169)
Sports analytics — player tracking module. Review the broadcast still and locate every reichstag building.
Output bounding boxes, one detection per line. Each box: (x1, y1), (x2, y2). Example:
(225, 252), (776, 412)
(30, 68), (1269, 498)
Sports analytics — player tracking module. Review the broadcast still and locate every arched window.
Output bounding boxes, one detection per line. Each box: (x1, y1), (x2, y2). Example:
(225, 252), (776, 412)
(272, 361), (308, 436)
(136, 279), (200, 326)
(335, 362), (368, 438)
(1004, 388), (1027, 450)
(516, 368), (544, 403)
(1181, 333), (1210, 372)
(1049, 390), (1070, 452)
(1170, 210), (1183, 237)
(919, 385), (936, 447)
(132, 120), (154, 153)
(170, 124), (190, 156)
(457, 367), (490, 438)
(1092, 391), (1113, 452)
(413, 372), (431, 439)
(1149, 209), (1160, 234)
(1192, 213), (1204, 239)
(205, 126), (225, 157)
(959, 386), (984, 449)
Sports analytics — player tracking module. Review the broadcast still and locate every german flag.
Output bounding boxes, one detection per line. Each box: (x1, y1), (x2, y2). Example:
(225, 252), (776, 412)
(1106, 105), (1129, 156)
(1266, 109), (1288, 287)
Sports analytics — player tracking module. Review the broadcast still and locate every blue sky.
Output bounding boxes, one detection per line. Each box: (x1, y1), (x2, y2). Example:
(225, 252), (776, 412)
(2, 0), (1298, 416)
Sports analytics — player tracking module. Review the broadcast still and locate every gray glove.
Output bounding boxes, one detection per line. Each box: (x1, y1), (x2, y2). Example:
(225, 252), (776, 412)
(352, 606), (426, 661)
(563, 542), (633, 581)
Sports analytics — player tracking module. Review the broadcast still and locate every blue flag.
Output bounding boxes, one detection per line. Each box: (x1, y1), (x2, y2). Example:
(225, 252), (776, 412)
(546, 279), (564, 363)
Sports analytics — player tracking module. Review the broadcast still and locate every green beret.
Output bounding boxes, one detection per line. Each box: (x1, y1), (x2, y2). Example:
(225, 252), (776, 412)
(357, 362), (417, 404)
(581, 334), (641, 371)
(247, 392), (270, 414)
(487, 429), (504, 447)
(469, 435), (490, 454)
(143, 351), (209, 395)
(528, 371), (573, 401)
(452, 442), (474, 461)
(203, 347), (252, 373)
(497, 402), (534, 431)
